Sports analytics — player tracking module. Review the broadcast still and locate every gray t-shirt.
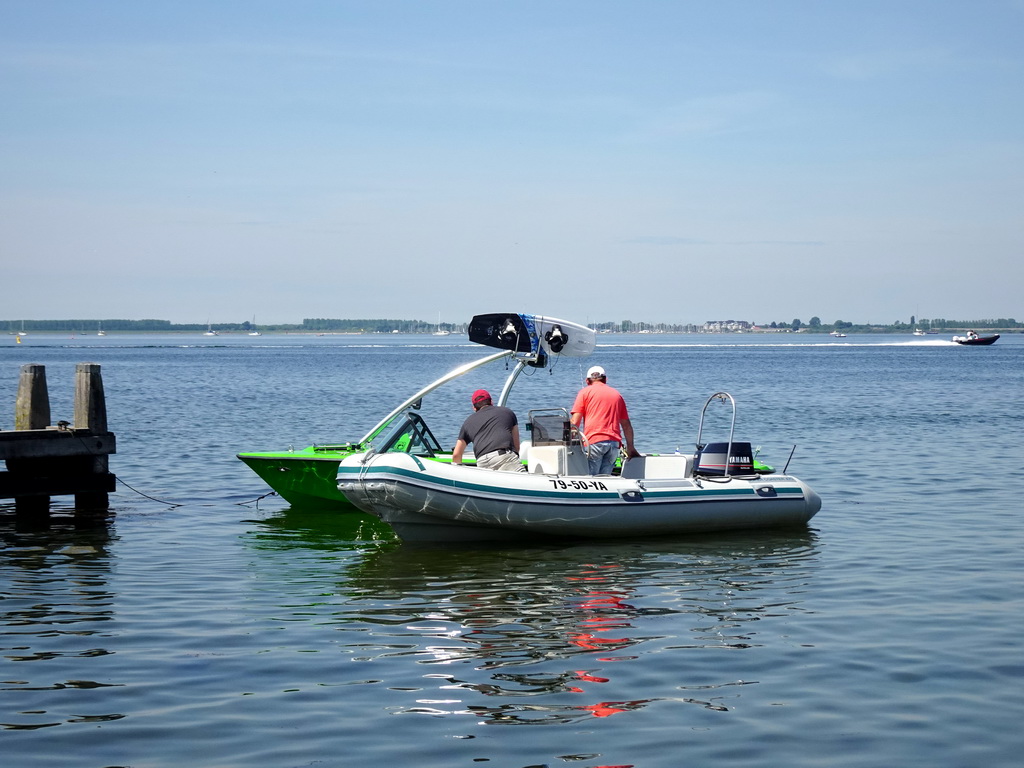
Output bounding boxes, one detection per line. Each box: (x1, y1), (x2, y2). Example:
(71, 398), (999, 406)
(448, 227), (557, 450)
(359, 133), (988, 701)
(457, 405), (518, 456)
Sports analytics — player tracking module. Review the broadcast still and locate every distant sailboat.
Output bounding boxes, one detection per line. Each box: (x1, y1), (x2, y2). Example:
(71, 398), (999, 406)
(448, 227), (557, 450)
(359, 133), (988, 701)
(17, 320), (27, 336)
(249, 315), (262, 336)
(204, 321), (218, 336)
(433, 313), (450, 336)
(97, 321), (106, 337)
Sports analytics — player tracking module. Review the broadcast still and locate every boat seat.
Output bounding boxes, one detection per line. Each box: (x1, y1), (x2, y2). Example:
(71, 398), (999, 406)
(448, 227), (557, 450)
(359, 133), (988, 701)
(518, 438), (531, 466)
(528, 444), (588, 475)
(620, 454), (692, 480)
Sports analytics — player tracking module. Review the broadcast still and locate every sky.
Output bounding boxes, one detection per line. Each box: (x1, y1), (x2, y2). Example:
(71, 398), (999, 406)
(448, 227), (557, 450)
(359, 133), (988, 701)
(2, 1), (1022, 327)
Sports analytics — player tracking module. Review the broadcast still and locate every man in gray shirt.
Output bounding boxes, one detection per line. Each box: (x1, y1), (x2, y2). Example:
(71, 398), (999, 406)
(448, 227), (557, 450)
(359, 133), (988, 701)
(451, 389), (526, 472)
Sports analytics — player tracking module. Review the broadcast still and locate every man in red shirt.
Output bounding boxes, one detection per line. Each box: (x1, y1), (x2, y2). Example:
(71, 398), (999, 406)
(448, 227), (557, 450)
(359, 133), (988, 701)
(570, 365), (640, 475)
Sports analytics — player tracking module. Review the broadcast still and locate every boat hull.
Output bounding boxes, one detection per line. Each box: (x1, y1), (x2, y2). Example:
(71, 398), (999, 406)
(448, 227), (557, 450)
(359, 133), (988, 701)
(338, 455), (820, 541)
(953, 334), (999, 346)
(238, 447), (358, 510)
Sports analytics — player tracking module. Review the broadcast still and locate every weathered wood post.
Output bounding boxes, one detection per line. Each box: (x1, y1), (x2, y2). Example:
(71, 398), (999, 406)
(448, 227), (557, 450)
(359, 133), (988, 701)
(74, 363), (107, 432)
(16, 363), (50, 431)
(12, 365), (52, 517)
(74, 363), (110, 510)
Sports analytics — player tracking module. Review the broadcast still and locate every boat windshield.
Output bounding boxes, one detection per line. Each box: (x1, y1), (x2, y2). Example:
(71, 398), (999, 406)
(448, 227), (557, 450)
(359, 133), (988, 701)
(366, 412), (443, 458)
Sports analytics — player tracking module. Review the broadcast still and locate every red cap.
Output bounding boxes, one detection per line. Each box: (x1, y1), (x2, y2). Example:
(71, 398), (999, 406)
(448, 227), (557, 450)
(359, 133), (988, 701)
(472, 389), (491, 405)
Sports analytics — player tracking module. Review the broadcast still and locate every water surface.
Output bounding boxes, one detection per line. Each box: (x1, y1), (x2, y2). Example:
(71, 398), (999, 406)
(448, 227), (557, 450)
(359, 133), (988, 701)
(2, 333), (1022, 767)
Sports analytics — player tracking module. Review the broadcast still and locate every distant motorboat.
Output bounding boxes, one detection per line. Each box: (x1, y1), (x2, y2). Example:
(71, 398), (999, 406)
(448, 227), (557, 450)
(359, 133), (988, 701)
(913, 328), (926, 336)
(829, 330), (847, 338)
(953, 333), (999, 346)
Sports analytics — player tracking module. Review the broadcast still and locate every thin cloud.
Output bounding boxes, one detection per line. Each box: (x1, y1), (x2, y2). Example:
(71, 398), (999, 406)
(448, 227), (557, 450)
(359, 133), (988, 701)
(629, 90), (783, 141)
(622, 236), (824, 246)
(824, 47), (958, 81)
(621, 236), (710, 245)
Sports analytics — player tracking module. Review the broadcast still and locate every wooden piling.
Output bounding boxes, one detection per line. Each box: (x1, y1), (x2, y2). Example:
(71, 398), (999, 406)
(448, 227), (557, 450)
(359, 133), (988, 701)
(16, 363), (50, 430)
(1, 363), (117, 518)
(75, 363), (107, 433)
(74, 363), (110, 510)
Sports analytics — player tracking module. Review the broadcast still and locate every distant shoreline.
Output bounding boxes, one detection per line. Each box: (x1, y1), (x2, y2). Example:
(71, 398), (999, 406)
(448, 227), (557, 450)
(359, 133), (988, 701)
(5, 328), (1019, 336)
(3, 316), (1021, 336)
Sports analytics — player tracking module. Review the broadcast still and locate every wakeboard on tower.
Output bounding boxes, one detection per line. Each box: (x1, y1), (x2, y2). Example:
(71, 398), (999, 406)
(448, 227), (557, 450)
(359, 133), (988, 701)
(468, 313), (596, 358)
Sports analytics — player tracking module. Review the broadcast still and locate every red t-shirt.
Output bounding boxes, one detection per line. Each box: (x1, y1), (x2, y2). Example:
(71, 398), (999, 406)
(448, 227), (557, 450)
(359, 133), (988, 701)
(571, 382), (629, 444)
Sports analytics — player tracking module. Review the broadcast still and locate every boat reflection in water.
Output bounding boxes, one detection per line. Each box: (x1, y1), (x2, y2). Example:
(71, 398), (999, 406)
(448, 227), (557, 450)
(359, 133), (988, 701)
(244, 513), (821, 729)
(352, 533), (820, 724)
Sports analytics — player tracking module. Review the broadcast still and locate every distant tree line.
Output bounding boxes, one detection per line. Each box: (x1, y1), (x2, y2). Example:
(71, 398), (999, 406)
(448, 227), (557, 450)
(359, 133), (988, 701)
(2, 319), (175, 332)
(611, 317), (1022, 333)
(300, 318), (453, 333)
(1, 318), (460, 333)
(783, 316), (1022, 333)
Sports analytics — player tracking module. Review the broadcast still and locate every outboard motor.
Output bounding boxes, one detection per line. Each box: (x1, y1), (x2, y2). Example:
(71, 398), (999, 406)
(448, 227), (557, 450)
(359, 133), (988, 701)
(696, 441), (755, 476)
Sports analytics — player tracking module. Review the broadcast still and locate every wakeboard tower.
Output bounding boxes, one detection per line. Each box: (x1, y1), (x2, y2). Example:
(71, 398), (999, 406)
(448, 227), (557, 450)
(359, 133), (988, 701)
(238, 311), (596, 508)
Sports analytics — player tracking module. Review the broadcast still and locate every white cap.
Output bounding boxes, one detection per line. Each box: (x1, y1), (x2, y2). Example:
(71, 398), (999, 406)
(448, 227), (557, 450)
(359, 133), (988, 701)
(587, 365), (605, 378)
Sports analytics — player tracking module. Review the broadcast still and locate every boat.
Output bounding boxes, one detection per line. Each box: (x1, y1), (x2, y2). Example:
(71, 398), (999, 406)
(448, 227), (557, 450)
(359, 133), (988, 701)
(913, 328), (926, 336)
(204, 321), (218, 337)
(97, 321), (106, 337)
(338, 390), (820, 542)
(326, 313), (820, 541)
(249, 315), (262, 336)
(829, 330), (846, 338)
(237, 312), (598, 509)
(433, 312), (450, 336)
(952, 333), (999, 346)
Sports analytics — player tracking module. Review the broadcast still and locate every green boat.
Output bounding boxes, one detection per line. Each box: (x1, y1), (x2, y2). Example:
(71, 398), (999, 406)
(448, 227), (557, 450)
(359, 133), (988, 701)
(239, 313), (605, 509)
(237, 348), (516, 510)
(237, 442), (366, 510)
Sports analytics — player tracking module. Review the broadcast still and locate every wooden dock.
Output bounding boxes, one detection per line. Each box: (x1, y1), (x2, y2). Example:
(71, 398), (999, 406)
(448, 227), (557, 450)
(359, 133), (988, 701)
(0, 363), (116, 517)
